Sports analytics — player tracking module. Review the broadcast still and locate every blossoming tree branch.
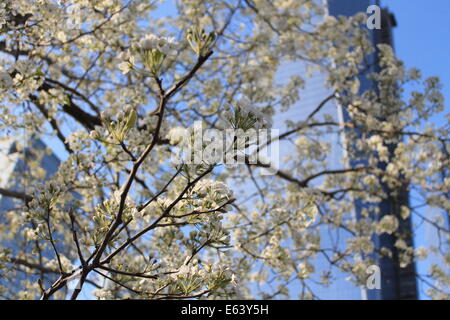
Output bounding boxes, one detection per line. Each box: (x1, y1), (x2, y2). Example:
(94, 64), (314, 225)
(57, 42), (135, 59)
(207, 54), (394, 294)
(0, 0), (448, 300)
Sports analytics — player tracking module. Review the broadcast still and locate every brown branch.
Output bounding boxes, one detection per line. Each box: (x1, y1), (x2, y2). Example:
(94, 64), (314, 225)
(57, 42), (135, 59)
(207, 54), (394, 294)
(92, 269), (140, 295)
(138, 166), (183, 211)
(98, 266), (158, 280)
(45, 207), (65, 275)
(69, 209), (86, 265)
(0, 187), (32, 203)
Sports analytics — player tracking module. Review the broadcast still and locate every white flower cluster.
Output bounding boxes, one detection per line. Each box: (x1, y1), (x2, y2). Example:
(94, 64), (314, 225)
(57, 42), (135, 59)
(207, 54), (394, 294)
(367, 135), (389, 162)
(23, 225), (45, 241)
(415, 247), (428, 260)
(92, 288), (114, 300)
(117, 51), (135, 75)
(45, 255), (74, 273)
(193, 179), (233, 208)
(224, 97), (272, 130)
(138, 34), (179, 56)
(376, 215), (399, 235)
(297, 262), (315, 280)
(170, 262), (235, 292)
(261, 235), (291, 273)
(0, 2), (9, 26)
(347, 237), (374, 254)
(30, 181), (66, 205)
(172, 264), (200, 280)
(118, 34), (180, 75)
(186, 26), (216, 56)
(167, 126), (188, 145)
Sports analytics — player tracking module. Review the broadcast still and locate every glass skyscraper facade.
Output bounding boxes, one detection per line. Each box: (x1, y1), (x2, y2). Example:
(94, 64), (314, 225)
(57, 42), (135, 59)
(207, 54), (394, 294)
(328, 0), (419, 300)
(274, 60), (362, 299)
(273, 0), (422, 299)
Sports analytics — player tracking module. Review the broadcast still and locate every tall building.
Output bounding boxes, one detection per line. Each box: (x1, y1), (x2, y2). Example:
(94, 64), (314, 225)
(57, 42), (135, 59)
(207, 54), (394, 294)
(274, 59), (359, 299)
(272, 0), (421, 299)
(0, 137), (60, 296)
(328, 0), (418, 300)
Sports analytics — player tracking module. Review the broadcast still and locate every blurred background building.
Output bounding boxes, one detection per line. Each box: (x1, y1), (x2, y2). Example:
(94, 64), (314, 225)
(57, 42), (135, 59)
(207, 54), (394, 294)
(0, 137), (60, 296)
(273, 0), (418, 299)
(272, 0), (448, 300)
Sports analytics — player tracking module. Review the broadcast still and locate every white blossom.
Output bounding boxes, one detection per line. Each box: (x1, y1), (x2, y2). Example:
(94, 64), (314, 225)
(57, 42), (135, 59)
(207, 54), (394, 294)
(138, 34), (179, 56)
(376, 215), (399, 235)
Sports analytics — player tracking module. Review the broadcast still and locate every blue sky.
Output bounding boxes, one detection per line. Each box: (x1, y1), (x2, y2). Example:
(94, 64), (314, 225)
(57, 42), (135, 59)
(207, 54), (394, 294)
(384, 0), (449, 113)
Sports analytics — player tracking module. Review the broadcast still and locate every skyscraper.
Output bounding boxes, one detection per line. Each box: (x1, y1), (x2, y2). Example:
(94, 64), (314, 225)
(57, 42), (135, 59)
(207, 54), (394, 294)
(0, 137), (60, 297)
(271, 0), (419, 299)
(328, 0), (417, 300)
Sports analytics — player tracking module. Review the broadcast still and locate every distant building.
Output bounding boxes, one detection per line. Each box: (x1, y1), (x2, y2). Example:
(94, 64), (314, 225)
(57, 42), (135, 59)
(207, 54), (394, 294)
(0, 137), (60, 296)
(271, 0), (420, 299)
(328, 0), (418, 300)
